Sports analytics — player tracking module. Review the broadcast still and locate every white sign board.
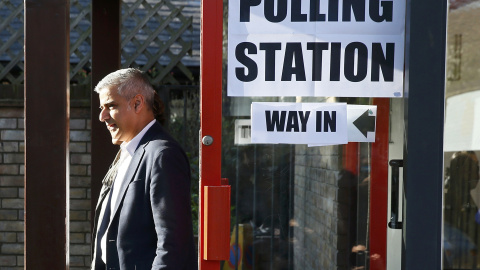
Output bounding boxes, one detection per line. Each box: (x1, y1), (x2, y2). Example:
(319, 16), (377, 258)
(228, 0), (405, 97)
(310, 104), (377, 145)
(347, 105), (377, 142)
(251, 102), (348, 144)
(251, 103), (377, 145)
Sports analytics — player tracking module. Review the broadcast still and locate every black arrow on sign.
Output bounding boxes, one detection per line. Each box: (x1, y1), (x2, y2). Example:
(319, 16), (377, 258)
(353, 110), (376, 138)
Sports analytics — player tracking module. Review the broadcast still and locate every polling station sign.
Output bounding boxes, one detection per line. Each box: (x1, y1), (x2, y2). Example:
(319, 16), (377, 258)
(228, 0), (405, 97)
(251, 102), (348, 144)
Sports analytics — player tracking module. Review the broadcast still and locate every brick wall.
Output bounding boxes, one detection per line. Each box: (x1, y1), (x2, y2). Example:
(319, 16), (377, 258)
(0, 107), (93, 270)
(294, 144), (348, 270)
(69, 108), (92, 270)
(0, 108), (24, 269)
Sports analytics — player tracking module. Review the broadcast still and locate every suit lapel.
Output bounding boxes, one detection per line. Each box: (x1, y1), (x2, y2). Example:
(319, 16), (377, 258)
(105, 121), (160, 228)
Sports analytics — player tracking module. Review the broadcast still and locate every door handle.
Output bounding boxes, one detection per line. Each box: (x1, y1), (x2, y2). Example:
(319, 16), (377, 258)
(388, 159), (403, 229)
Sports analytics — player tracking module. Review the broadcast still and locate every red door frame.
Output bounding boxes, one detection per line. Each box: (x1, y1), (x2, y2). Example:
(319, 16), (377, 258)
(342, 99), (389, 270)
(199, 0), (225, 269)
(370, 98), (389, 270)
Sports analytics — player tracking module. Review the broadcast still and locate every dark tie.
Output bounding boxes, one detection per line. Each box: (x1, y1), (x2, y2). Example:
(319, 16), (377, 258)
(95, 184), (113, 269)
(94, 150), (122, 270)
(102, 150), (123, 188)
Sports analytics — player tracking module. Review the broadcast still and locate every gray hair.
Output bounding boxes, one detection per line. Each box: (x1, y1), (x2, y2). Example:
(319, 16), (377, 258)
(94, 68), (155, 109)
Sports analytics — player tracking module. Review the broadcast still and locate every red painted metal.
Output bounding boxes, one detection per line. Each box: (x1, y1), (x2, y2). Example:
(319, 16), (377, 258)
(24, 0), (69, 268)
(343, 142), (359, 175)
(370, 98), (390, 270)
(203, 185), (231, 260)
(199, 0), (224, 269)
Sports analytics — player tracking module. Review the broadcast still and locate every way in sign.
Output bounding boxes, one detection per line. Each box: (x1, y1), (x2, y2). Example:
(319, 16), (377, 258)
(265, 110), (337, 132)
(251, 102), (348, 144)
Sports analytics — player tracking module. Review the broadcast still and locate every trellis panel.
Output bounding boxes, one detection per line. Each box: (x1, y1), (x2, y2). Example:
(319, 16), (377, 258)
(121, 0), (195, 84)
(0, 0), (197, 88)
(0, 1), (24, 84)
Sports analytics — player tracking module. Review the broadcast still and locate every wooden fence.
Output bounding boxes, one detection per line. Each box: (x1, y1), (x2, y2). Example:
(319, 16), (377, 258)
(0, 0), (199, 88)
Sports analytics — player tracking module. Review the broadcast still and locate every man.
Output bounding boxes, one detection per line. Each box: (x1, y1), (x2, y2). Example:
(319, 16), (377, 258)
(91, 68), (197, 270)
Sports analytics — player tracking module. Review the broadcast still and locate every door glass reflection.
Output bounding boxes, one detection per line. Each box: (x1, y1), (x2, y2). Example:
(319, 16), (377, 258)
(221, 96), (380, 270)
(444, 1), (480, 269)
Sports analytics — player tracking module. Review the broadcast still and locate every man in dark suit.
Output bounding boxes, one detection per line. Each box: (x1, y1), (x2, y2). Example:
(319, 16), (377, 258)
(91, 68), (197, 270)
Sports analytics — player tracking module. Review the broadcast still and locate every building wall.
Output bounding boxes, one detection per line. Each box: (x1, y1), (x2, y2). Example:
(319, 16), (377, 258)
(0, 106), (92, 270)
(294, 144), (352, 270)
(446, 1), (480, 97)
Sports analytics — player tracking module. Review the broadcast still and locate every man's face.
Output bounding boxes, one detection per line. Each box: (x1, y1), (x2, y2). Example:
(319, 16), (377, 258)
(98, 87), (137, 144)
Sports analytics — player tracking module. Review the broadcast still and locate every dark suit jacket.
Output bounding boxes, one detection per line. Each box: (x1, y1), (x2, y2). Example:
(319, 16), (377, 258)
(92, 121), (197, 270)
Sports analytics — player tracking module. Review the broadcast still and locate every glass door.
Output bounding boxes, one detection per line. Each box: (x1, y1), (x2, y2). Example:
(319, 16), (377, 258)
(443, 1), (480, 269)
(217, 97), (397, 270)
(198, 1), (407, 269)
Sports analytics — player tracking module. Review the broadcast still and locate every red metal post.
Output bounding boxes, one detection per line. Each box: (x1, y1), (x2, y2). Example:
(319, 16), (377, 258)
(200, 0), (224, 269)
(203, 186), (231, 260)
(90, 0), (121, 221)
(24, 0), (70, 268)
(370, 98), (390, 270)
